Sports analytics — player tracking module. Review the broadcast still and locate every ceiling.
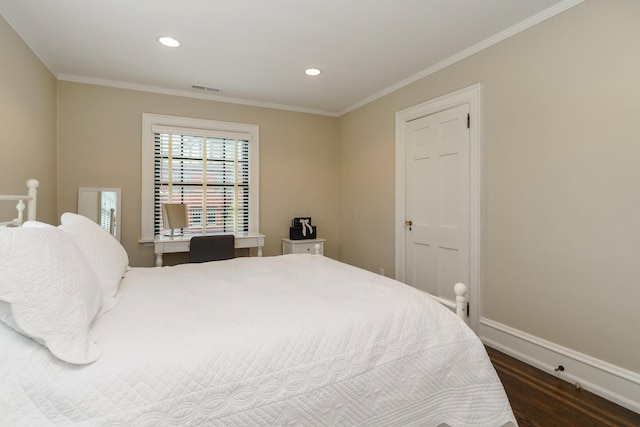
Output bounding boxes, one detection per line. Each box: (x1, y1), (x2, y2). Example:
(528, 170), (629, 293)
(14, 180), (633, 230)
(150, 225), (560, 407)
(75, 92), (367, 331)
(0, 0), (581, 116)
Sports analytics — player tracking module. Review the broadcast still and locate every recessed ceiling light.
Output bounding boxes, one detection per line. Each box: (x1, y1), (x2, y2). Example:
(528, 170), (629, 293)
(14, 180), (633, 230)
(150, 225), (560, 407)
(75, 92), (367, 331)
(158, 36), (181, 48)
(305, 67), (322, 76)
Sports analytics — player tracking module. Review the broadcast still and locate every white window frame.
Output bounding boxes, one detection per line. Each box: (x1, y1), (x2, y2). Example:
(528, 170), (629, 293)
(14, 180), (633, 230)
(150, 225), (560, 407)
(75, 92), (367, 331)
(141, 113), (259, 241)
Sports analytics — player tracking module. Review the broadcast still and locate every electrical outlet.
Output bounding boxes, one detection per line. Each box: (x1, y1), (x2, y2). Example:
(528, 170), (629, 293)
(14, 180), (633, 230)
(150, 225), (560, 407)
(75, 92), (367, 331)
(379, 268), (385, 276)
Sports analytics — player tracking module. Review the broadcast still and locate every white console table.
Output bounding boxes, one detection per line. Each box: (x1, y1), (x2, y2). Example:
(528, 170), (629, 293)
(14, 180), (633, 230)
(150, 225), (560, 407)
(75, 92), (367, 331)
(153, 233), (265, 267)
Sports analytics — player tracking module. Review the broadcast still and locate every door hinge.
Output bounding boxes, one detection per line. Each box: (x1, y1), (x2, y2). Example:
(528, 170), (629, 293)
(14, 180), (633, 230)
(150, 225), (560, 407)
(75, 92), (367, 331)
(467, 114), (470, 129)
(467, 301), (470, 317)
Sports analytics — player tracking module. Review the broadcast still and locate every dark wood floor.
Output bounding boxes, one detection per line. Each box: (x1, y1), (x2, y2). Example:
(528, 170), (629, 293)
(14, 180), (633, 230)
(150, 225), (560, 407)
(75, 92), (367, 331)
(486, 347), (640, 426)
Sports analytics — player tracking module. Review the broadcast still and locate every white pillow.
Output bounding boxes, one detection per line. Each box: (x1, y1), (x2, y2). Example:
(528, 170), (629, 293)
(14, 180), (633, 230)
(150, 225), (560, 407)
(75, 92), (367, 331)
(0, 226), (103, 364)
(22, 220), (53, 228)
(59, 213), (129, 311)
(0, 221), (56, 337)
(1, 222), (56, 339)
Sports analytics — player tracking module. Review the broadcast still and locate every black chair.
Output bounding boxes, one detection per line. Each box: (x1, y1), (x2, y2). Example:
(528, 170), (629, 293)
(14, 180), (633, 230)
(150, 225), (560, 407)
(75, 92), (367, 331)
(189, 235), (235, 263)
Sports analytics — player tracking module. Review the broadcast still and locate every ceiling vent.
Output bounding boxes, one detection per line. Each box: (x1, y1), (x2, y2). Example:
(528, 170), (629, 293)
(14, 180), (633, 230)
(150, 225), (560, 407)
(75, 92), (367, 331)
(191, 84), (221, 93)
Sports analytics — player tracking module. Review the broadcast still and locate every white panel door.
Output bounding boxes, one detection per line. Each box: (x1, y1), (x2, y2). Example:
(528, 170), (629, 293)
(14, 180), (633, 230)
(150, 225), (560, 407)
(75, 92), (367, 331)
(404, 104), (470, 311)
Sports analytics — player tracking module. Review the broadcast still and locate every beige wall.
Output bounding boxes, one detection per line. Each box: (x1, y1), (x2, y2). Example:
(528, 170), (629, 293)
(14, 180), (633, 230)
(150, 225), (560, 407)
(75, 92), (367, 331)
(56, 82), (339, 266)
(0, 15), (57, 223)
(338, 0), (640, 373)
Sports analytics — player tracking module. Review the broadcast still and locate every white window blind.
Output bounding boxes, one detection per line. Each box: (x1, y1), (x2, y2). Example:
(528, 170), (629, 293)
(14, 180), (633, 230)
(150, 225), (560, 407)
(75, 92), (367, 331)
(153, 126), (251, 236)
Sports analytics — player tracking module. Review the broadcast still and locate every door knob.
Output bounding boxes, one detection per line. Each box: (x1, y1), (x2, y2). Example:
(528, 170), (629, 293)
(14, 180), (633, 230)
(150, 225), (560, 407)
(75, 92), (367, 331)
(405, 220), (412, 227)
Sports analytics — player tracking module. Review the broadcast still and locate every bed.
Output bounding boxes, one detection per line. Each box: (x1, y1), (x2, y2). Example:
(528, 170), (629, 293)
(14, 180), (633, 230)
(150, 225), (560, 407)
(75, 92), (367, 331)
(0, 180), (517, 426)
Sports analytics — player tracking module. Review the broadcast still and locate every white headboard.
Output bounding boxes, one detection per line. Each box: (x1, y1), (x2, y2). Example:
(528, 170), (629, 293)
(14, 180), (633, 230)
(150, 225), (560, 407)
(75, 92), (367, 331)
(0, 179), (39, 226)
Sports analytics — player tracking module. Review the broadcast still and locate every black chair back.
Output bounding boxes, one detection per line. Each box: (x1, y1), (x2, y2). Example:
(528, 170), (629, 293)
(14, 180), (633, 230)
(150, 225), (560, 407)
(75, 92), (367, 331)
(189, 235), (235, 263)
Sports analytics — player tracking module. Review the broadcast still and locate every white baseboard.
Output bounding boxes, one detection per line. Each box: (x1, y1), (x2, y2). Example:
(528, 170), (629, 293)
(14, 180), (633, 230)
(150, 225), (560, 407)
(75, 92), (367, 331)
(479, 317), (640, 414)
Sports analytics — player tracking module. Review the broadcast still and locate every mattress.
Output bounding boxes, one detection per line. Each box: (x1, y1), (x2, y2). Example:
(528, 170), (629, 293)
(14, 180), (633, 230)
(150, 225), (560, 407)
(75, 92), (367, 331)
(0, 254), (516, 426)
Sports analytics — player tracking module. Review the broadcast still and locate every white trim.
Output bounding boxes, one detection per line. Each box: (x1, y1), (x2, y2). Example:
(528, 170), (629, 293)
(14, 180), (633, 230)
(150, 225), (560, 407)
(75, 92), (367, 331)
(151, 125), (252, 141)
(59, 74), (338, 118)
(141, 113), (259, 242)
(339, 0), (585, 115)
(395, 84), (481, 332)
(480, 317), (640, 414)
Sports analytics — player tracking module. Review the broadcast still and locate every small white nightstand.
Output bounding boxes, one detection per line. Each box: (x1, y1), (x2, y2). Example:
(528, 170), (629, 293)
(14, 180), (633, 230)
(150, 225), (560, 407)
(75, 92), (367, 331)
(282, 238), (325, 255)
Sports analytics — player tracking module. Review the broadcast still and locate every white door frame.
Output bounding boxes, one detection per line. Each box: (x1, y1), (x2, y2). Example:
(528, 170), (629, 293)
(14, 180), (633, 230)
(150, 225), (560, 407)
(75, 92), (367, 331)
(395, 83), (481, 332)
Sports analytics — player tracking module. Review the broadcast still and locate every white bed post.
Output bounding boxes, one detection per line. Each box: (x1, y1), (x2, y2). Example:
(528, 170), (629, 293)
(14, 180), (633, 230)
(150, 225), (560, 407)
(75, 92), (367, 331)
(26, 179), (39, 222)
(454, 282), (468, 320)
(15, 199), (26, 225)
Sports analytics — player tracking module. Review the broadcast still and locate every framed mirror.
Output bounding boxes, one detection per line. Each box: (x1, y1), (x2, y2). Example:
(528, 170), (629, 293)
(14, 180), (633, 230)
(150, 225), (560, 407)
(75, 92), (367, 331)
(162, 203), (188, 236)
(78, 187), (121, 241)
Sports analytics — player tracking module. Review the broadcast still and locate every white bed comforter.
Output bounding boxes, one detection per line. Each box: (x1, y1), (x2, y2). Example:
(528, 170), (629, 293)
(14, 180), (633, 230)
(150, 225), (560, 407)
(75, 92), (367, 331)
(0, 254), (516, 426)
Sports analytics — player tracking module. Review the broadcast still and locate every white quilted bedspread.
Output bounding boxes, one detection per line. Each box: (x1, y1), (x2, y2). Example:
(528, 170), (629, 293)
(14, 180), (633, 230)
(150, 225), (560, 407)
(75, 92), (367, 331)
(0, 254), (516, 426)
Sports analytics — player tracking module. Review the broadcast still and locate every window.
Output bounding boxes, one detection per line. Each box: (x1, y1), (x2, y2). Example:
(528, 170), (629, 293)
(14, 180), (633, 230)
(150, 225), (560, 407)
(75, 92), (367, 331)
(141, 114), (259, 241)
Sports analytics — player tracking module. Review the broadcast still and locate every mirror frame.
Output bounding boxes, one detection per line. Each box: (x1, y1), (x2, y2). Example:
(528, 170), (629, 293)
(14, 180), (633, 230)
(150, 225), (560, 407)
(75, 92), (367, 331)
(78, 187), (122, 241)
